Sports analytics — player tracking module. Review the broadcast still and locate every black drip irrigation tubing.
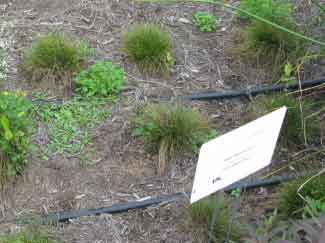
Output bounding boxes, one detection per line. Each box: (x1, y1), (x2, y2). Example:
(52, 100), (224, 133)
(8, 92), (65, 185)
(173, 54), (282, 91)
(26, 78), (325, 104)
(180, 78), (325, 101)
(3, 171), (311, 225)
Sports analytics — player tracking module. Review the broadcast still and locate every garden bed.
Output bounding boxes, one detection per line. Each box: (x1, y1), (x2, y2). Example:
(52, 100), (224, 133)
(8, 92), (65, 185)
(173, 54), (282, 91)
(0, 0), (324, 242)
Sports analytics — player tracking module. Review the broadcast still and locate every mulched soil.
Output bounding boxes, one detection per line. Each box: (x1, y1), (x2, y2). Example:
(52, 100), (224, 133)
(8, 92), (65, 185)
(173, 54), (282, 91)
(0, 0), (324, 242)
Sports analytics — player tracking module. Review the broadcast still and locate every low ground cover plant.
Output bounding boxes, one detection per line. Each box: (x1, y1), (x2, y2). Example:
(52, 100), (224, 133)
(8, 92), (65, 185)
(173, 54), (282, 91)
(22, 32), (93, 84)
(122, 23), (174, 74)
(0, 229), (59, 243)
(75, 60), (126, 97)
(184, 194), (241, 242)
(132, 103), (214, 174)
(279, 174), (325, 218)
(0, 91), (33, 184)
(34, 95), (111, 156)
(193, 11), (218, 32)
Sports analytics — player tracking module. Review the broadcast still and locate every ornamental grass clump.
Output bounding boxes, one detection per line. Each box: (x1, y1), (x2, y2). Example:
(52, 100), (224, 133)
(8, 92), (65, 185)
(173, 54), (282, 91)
(122, 24), (174, 74)
(22, 32), (93, 84)
(184, 194), (241, 242)
(132, 103), (213, 174)
(235, 0), (306, 77)
(248, 94), (319, 146)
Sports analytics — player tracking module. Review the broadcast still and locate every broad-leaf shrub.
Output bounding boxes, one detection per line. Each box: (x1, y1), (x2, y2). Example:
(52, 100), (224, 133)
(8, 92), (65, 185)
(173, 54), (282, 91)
(0, 91), (33, 182)
(75, 61), (126, 97)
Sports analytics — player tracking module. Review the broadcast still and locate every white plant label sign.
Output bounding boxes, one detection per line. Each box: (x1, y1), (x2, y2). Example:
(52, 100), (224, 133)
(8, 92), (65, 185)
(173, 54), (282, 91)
(190, 107), (287, 204)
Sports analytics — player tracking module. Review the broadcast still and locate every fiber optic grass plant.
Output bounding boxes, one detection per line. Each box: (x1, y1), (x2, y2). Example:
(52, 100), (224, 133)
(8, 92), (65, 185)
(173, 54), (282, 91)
(34, 95), (112, 156)
(122, 24), (174, 74)
(132, 103), (214, 174)
(0, 91), (33, 185)
(184, 194), (241, 242)
(22, 32), (94, 84)
(248, 94), (320, 146)
(75, 60), (126, 97)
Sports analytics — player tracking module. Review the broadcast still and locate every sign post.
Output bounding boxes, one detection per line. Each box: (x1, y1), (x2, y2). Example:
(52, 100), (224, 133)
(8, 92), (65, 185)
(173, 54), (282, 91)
(190, 107), (288, 242)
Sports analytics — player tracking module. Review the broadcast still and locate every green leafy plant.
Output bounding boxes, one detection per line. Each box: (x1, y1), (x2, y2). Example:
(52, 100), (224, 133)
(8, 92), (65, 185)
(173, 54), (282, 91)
(248, 94), (319, 146)
(0, 229), (59, 243)
(0, 91), (33, 184)
(22, 32), (93, 83)
(184, 194), (241, 242)
(193, 11), (218, 32)
(279, 174), (325, 218)
(122, 24), (174, 74)
(34, 95), (111, 156)
(75, 61), (126, 97)
(132, 103), (213, 174)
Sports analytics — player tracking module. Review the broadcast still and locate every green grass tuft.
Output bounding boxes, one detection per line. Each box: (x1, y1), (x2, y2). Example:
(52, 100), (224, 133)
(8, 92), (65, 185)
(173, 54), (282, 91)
(279, 174), (325, 218)
(75, 61), (126, 97)
(248, 94), (319, 146)
(184, 194), (241, 242)
(132, 103), (214, 174)
(22, 32), (93, 83)
(239, 0), (294, 23)
(235, 0), (307, 78)
(122, 24), (174, 74)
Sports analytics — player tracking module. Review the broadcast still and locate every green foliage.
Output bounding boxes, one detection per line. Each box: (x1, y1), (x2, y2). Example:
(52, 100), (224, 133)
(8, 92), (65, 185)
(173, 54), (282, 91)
(34, 95), (111, 156)
(75, 61), (126, 97)
(0, 229), (59, 243)
(279, 174), (325, 218)
(133, 103), (212, 157)
(239, 0), (294, 23)
(193, 11), (218, 32)
(302, 197), (325, 218)
(122, 24), (174, 74)
(0, 91), (33, 183)
(248, 95), (318, 146)
(235, 0), (306, 77)
(22, 33), (93, 83)
(184, 194), (240, 242)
